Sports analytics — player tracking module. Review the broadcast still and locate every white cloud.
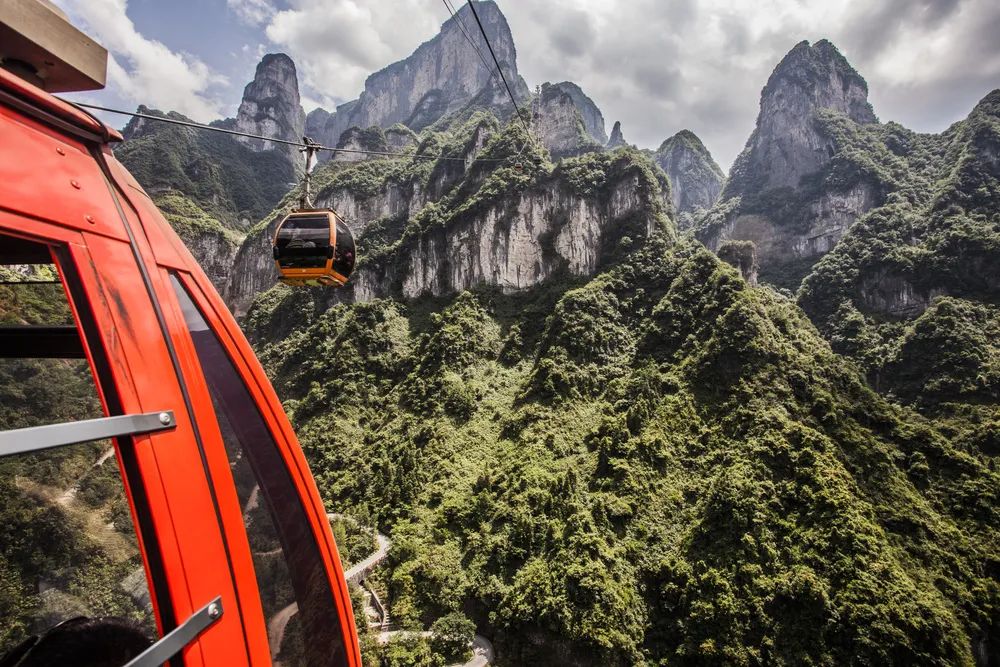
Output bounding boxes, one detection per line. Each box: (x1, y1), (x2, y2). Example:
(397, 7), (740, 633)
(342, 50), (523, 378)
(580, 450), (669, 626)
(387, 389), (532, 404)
(256, 0), (443, 110)
(227, 0), (276, 26)
(53, 0), (227, 121)
(501, 0), (1000, 168)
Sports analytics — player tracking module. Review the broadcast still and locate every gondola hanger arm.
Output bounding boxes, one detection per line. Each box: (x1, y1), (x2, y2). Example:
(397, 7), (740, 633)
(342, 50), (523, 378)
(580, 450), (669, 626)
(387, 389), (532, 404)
(299, 136), (322, 210)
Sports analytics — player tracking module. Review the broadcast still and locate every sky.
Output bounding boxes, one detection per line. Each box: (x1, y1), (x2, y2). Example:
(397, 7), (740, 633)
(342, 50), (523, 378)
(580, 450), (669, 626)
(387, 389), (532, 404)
(53, 0), (1000, 170)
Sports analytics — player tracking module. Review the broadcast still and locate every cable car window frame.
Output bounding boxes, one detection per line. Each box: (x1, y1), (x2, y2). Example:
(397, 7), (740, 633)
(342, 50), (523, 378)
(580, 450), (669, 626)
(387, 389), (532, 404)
(0, 230), (176, 657)
(274, 213), (333, 270)
(331, 218), (355, 278)
(166, 271), (351, 667)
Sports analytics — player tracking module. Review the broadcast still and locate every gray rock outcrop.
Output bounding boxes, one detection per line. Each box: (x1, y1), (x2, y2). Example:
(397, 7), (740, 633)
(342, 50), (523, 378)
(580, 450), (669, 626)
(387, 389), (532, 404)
(307, 1), (528, 150)
(386, 124), (418, 151)
(534, 82), (604, 158)
(699, 39), (881, 288)
(607, 121), (627, 149)
(654, 130), (724, 218)
(333, 126), (389, 163)
(233, 53), (306, 166)
(546, 81), (607, 144)
(226, 144), (668, 315)
(725, 39), (876, 196)
(226, 175), (427, 315)
(305, 107), (332, 140)
(384, 173), (657, 300)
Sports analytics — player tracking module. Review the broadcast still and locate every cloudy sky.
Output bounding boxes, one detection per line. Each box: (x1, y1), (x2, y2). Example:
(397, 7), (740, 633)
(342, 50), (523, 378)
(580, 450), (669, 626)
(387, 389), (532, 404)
(54, 0), (1000, 169)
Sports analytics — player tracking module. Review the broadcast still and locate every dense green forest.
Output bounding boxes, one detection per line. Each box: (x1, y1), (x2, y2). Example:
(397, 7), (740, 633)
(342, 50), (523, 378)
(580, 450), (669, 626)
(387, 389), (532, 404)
(2, 98), (997, 664)
(243, 116), (999, 664)
(798, 91), (1000, 411)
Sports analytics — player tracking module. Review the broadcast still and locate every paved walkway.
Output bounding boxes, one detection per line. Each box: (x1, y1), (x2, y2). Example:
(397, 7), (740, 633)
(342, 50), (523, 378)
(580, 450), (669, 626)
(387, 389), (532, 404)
(345, 530), (391, 584)
(269, 513), (494, 666)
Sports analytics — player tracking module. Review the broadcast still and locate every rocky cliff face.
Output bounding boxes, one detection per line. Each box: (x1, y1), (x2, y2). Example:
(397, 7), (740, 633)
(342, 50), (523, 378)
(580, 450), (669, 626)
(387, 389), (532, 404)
(332, 126), (389, 163)
(155, 191), (244, 291)
(607, 121), (627, 149)
(308, 0), (528, 150)
(233, 53), (306, 166)
(114, 53), (307, 289)
(654, 130), (725, 219)
(227, 119), (671, 315)
(726, 40), (876, 196)
(546, 81), (607, 145)
(534, 82), (604, 158)
(226, 176), (426, 315)
(225, 116), (496, 314)
(698, 40), (880, 288)
(304, 107), (331, 140)
(797, 88), (1000, 379)
(385, 168), (659, 300)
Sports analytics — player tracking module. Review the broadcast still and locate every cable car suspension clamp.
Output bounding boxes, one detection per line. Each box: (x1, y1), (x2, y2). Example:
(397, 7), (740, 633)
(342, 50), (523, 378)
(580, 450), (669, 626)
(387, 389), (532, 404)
(299, 136), (322, 209)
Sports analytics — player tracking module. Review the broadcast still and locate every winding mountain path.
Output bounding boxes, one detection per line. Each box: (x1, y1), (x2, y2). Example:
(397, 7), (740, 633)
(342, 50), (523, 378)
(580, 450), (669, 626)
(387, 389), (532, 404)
(325, 512), (393, 584)
(269, 514), (392, 655)
(344, 530), (391, 584)
(268, 513), (492, 666)
(267, 601), (299, 665)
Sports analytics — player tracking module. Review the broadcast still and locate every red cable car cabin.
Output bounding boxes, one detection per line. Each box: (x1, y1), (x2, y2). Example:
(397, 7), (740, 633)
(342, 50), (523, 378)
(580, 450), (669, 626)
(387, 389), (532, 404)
(0, 3), (360, 665)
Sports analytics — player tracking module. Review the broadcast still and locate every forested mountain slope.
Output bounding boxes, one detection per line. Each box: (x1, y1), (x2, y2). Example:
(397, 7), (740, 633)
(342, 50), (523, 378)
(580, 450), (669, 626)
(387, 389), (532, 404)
(245, 228), (999, 665)
(797, 90), (1000, 410)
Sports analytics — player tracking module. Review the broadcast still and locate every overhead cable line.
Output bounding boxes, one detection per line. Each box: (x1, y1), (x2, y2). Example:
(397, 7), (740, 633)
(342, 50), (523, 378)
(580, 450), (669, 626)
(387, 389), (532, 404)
(440, 0), (500, 92)
(440, 0), (530, 158)
(60, 100), (516, 163)
(464, 0), (531, 140)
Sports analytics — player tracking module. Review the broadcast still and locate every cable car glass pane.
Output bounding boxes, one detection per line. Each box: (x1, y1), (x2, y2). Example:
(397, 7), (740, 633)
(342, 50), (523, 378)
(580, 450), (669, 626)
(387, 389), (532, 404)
(169, 275), (348, 667)
(332, 219), (355, 278)
(0, 238), (156, 662)
(276, 215), (330, 269)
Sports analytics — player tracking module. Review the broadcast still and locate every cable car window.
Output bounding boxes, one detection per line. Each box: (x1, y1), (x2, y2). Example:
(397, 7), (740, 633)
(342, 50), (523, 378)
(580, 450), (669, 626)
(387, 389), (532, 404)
(332, 219), (355, 278)
(275, 215), (331, 269)
(0, 236), (156, 662)
(169, 274), (348, 667)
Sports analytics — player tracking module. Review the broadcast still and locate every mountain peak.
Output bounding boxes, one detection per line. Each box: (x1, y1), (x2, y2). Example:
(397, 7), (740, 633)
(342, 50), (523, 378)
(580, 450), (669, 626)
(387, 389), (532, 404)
(305, 0), (530, 149)
(658, 130), (715, 160)
(233, 52), (306, 165)
(765, 39), (875, 125)
(535, 81), (607, 157)
(724, 39), (876, 196)
(257, 52), (296, 72)
(971, 88), (1000, 116)
(607, 120), (626, 148)
(548, 81), (607, 145)
(655, 129), (724, 217)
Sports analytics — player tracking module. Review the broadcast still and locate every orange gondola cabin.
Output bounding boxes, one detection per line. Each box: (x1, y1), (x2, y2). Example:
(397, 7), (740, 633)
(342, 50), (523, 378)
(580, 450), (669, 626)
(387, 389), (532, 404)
(0, 2), (361, 666)
(273, 210), (356, 287)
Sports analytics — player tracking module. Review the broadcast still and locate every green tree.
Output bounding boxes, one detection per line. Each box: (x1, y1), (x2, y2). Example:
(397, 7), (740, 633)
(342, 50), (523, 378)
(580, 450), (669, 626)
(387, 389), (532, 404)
(430, 612), (475, 663)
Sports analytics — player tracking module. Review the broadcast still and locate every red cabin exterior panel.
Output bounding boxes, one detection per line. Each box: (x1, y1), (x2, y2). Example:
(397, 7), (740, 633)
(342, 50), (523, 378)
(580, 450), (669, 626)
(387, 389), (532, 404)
(0, 103), (127, 242)
(78, 230), (256, 664)
(177, 271), (361, 664)
(0, 62), (361, 666)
